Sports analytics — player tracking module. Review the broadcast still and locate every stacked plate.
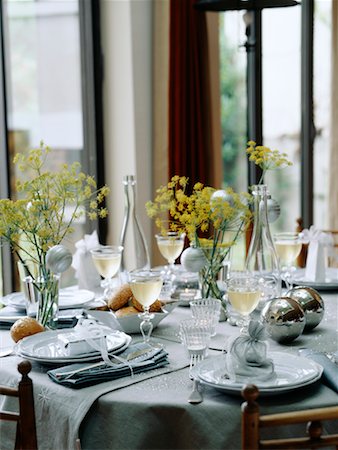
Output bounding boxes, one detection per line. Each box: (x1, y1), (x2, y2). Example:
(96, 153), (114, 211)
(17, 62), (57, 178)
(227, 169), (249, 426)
(2, 287), (95, 311)
(291, 268), (338, 291)
(15, 329), (132, 365)
(191, 352), (323, 396)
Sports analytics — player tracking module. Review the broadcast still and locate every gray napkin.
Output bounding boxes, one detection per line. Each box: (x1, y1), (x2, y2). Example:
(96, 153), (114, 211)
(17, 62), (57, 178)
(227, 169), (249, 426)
(227, 320), (275, 382)
(48, 342), (169, 389)
(299, 349), (338, 393)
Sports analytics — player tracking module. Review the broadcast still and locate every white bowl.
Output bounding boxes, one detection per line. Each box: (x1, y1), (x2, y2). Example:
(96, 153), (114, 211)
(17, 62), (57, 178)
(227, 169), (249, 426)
(88, 303), (176, 334)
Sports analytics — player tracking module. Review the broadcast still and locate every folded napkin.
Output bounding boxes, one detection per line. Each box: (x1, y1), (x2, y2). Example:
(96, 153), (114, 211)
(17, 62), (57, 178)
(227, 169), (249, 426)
(300, 226), (334, 282)
(48, 342), (169, 389)
(71, 230), (101, 290)
(299, 349), (338, 393)
(226, 320), (276, 382)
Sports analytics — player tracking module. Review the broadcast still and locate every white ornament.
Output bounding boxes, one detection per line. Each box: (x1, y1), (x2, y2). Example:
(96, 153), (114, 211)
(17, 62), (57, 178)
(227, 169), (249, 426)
(46, 245), (73, 273)
(181, 247), (207, 273)
(267, 198), (281, 223)
(210, 189), (234, 207)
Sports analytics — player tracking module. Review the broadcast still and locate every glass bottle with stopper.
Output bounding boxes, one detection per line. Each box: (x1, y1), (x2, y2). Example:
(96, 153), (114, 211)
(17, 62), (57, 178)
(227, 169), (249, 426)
(119, 175), (150, 280)
(245, 184), (281, 307)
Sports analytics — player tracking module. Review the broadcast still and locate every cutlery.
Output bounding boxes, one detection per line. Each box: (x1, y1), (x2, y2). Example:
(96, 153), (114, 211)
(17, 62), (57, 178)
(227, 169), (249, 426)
(187, 351), (204, 404)
(188, 378), (203, 404)
(54, 347), (154, 379)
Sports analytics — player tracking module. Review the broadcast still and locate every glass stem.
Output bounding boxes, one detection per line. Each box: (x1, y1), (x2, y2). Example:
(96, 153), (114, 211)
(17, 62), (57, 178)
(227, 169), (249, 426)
(140, 308), (153, 343)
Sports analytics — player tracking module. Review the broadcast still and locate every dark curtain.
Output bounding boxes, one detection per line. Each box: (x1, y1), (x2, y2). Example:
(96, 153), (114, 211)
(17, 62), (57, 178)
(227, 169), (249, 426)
(168, 0), (214, 187)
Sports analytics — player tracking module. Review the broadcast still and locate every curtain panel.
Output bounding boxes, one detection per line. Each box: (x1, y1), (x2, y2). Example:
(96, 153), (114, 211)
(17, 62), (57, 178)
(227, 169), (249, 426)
(168, 0), (220, 188)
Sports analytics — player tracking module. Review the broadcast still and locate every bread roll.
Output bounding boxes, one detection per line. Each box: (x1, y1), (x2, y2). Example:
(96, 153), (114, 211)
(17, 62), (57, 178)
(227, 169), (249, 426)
(107, 284), (133, 311)
(131, 297), (163, 313)
(115, 306), (139, 318)
(10, 317), (45, 343)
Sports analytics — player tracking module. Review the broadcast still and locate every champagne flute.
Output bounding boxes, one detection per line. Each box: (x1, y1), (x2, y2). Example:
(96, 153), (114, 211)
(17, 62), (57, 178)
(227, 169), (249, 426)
(155, 231), (185, 294)
(128, 269), (163, 344)
(227, 272), (261, 332)
(90, 245), (123, 301)
(274, 232), (302, 288)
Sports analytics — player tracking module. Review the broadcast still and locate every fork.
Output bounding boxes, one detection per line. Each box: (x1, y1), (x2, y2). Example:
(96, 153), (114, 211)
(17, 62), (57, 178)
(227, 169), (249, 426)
(187, 350), (204, 404)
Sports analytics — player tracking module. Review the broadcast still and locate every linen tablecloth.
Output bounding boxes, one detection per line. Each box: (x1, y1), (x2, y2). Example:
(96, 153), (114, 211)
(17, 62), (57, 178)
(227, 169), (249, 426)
(0, 292), (337, 450)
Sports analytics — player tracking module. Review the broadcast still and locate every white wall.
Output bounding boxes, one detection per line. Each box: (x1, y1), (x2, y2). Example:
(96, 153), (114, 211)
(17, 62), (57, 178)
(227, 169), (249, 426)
(101, 0), (153, 250)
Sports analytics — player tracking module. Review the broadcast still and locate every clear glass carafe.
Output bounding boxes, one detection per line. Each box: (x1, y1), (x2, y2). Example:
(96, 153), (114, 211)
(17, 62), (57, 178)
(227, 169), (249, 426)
(245, 184), (281, 307)
(119, 175), (150, 278)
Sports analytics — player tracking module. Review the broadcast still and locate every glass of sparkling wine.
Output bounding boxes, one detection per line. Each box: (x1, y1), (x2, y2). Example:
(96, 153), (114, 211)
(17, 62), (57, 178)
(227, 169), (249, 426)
(274, 232), (302, 287)
(155, 231), (185, 291)
(90, 245), (123, 301)
(227, 272), (261, 332)
(129, 269), (163, 344)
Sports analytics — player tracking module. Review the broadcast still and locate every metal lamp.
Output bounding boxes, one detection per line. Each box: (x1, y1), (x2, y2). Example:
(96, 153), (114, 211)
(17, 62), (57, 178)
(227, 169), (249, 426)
(195, 0), (299, 11)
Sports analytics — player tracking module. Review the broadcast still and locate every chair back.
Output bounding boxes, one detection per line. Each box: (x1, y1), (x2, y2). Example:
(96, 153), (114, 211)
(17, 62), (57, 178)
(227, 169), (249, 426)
(241, 384), (338, 450)
(0, 360), (38, 450)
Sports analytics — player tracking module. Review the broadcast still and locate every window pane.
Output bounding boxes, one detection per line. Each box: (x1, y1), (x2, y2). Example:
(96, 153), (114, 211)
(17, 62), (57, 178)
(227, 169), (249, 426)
(262, 5), (302, 233)
(220, 12), (247, 193)
(2, 0), (84, 287)
(313, 0), (332, 229)
(220, 12), (248, 269)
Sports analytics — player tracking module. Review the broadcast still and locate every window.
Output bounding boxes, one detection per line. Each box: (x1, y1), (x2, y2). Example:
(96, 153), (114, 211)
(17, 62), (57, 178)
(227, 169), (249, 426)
(220, 1), (330, 237)
(0, 0), (102, 294)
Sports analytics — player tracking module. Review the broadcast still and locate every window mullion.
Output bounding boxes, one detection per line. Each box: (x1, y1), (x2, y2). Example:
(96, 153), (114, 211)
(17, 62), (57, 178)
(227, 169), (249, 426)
(0, 3), (13, 294)
(301, 0), (315, 228)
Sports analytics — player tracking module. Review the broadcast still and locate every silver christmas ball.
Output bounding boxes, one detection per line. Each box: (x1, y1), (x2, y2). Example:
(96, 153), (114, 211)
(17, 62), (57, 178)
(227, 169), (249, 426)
(267, 198), (281, 223)
(210, 189), (234, 207)
(46, 245), (73, 273)
(261, 297), (306, 343)
(181, 246), (207, 273)
(286, 286), (324, 331)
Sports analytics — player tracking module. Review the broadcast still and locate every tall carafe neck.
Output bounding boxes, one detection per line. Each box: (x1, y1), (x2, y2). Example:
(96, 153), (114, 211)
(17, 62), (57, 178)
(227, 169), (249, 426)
(119, 175), (150, 275)
(245, 184), (281, 299)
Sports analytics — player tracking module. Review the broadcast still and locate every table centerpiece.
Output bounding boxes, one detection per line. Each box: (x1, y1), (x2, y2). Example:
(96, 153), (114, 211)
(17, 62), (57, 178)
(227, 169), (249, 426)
(0, 142), (109, 328)
(146, 176), (252, 304)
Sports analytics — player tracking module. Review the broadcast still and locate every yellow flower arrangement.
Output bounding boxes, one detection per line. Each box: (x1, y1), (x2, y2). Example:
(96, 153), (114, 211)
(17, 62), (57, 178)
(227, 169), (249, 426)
(0, 142), (109, 276)
(146, 175), (251, 299)
(246, 140), (292, 184)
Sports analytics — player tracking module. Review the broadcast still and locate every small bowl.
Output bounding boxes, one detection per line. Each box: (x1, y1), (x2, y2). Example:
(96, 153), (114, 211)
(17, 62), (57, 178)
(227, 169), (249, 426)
(88, 303), (176, 334)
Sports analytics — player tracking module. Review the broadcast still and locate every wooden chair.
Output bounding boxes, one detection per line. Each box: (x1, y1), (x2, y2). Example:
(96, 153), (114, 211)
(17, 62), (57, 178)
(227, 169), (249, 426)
(0, 360), (38, 450)
(241, 384), (338, 450)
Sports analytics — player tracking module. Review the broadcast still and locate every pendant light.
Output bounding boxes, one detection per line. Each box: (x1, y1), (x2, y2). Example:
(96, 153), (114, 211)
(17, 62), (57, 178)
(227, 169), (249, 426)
(194, 0), (299, 11)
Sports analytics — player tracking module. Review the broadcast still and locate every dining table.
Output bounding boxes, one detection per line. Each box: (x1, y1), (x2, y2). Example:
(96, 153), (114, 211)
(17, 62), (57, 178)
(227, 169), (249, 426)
(0, 288), (337, 450)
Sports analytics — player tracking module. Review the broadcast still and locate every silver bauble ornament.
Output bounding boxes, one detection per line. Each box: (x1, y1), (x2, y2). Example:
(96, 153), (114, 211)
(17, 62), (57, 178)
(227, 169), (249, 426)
(181, 246), (207, 273)
(46, 245), (73, 273)
(286, 286), (324, 331)
(259, 198), (281, 224)
(261, 297), (305, 343)
(210, 189), (234, 207)
(267, 198), (281, 223)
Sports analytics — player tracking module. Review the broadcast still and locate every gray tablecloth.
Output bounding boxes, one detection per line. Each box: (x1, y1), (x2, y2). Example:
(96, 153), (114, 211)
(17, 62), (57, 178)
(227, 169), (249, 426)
(0, 293), (337, 450)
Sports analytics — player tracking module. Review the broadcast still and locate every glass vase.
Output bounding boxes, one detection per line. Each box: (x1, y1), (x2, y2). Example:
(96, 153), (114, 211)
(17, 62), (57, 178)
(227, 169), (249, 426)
(119, 175), (150, 279)
(245, 184), (281, 306)
(23, 272), (60, 329)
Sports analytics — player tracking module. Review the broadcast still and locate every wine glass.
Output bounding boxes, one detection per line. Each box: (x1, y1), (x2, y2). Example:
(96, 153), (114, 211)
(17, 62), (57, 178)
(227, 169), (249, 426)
(274, 232), (302, 288)
(128, 269), (163, 345)
(226, 272), (261, 332)
(90, 245), (123, 301)
(155, 231), (185, 294)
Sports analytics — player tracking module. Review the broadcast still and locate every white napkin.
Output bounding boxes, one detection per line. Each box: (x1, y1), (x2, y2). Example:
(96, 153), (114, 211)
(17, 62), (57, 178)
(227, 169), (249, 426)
(300, 226), (334, 282)
(71, 230), (101, 290)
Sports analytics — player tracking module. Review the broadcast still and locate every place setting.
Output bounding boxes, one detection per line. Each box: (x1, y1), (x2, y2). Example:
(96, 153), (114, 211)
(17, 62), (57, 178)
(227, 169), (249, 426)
(179, 268), (338, 400)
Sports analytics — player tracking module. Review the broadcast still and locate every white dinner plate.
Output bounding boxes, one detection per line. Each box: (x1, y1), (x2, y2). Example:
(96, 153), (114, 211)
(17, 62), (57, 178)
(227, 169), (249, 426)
(291, 268), (338, 291)
(15, 329), (131, 364)
(191, 352), (323, 396)
(1, 288), (95, 311)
